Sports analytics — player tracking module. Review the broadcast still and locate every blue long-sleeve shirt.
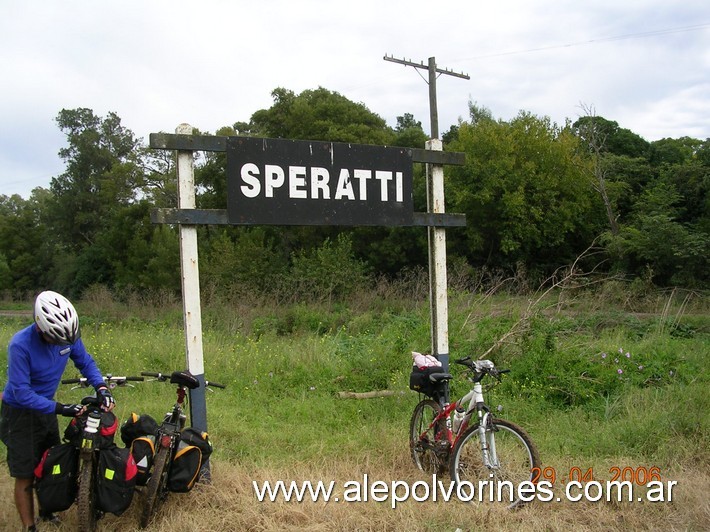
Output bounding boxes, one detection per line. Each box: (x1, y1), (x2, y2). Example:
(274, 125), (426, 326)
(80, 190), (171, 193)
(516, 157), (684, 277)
(3, 324), (104, 414)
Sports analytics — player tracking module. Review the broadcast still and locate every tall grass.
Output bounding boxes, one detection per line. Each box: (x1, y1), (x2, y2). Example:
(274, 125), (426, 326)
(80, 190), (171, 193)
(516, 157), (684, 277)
(0, 281), (708, 530)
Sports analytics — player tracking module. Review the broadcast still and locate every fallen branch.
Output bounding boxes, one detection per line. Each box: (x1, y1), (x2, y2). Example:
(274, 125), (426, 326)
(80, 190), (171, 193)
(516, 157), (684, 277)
(337, 390), (397, 399)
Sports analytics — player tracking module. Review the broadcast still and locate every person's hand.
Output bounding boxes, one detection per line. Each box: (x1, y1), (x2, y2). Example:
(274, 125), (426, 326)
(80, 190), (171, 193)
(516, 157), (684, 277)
(57, 403), (85, 417)
(96, 386), (115, 412)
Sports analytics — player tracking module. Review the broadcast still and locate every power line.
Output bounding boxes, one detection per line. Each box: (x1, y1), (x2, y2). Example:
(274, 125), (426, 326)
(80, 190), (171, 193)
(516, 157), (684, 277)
(458, 22), (710, 61)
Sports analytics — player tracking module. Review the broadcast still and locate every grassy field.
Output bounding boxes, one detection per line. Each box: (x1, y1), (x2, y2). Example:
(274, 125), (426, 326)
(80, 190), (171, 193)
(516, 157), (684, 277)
(0, 284), (708, 530)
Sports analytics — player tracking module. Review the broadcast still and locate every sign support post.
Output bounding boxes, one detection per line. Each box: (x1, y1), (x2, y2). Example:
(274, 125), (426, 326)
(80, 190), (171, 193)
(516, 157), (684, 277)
(175, 123), (208, 433)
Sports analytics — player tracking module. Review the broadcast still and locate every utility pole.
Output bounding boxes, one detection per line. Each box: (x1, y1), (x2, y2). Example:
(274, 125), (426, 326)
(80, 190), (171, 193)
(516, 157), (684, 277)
(384, 55), (469, 372)
(383, 55), (469, 138)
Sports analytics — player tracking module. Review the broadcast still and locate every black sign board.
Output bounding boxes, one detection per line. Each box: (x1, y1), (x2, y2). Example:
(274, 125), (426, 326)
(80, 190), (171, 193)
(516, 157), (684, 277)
(226, 137), (413, 226)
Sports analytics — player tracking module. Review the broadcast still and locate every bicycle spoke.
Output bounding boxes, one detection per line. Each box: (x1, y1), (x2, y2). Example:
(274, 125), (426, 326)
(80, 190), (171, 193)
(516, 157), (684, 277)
(450, 419), (539, 506)
(409, 399), (448, 474)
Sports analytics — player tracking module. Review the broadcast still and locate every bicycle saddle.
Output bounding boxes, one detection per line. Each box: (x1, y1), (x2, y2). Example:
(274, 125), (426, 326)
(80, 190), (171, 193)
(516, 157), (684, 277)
(427, 372), (453, 383)
(170, 370), (200, 389)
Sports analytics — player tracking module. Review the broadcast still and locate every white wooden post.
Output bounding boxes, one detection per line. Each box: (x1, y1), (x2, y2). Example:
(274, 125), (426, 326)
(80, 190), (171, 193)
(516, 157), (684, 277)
(175, 123), (208, 431)
(426, 138), (450, 370)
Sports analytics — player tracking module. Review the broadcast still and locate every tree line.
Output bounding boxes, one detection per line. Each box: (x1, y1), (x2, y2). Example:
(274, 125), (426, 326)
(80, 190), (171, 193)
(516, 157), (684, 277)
(0, 88), (708, 298)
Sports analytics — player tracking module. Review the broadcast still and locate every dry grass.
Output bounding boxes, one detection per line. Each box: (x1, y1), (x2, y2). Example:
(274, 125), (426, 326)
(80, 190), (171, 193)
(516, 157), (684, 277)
(2, 454), (707, 531)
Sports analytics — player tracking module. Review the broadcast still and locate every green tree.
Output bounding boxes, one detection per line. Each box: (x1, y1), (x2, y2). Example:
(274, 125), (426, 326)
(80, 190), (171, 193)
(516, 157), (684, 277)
(133, 225), (181, 291)
(49, 108), (143, 250)
(249, 87), (395, 145)
(47, 108), (174, 295)
(287, 233), (370, 302)
(140, 143), (178, 208)
(648, 137), (703, 166)
(0, 191), (53, 292)
(200, 227), (287, 294)
(195, 126), (234, 210)
(573, 115), (649, 158)
(0, 252), (10, 291)
(447, 110), (599, 274)
(613, 178), (709, 285)
(393, 113), (428, 148)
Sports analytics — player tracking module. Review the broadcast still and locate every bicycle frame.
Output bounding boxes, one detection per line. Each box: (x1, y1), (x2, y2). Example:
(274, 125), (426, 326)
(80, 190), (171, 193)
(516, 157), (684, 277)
(416, 371), (500, 469)
(156, 386), (188, 452)
(416, 390), (466, 442)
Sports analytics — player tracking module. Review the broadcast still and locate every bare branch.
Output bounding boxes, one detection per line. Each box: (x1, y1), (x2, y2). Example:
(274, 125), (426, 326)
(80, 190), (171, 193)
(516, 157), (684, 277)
(477, 240), (607, 360)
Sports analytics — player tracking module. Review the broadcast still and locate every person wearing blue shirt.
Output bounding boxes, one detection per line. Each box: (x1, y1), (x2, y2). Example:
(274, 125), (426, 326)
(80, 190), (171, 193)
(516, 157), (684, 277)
(0, 291), (115, 531)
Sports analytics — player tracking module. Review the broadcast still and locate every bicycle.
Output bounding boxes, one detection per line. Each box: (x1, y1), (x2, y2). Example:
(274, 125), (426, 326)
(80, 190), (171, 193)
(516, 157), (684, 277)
(60, 374), (144, 532)
(409, 357), (540, 508)
(139, 370), (225, 529)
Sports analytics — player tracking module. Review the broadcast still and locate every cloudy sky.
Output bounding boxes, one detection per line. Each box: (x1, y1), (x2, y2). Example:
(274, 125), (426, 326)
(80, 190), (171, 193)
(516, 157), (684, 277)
(1, 0), (708, 198)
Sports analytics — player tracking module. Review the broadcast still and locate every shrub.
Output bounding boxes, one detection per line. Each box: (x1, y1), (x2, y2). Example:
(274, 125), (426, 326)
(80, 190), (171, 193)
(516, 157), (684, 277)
(285, 234), (371, 303)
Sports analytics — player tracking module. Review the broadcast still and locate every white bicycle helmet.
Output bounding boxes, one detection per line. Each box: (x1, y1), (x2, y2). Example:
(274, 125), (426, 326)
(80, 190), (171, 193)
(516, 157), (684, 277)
(34, 290), (80, 345)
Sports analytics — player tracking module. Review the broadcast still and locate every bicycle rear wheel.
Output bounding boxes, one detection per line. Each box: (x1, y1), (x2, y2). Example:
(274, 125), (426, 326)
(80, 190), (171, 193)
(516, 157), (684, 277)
(409, 399), (448, 474)
(140, 445), (171, 528)
(449, 418), (540, 508)
(76, 456), (97, 532)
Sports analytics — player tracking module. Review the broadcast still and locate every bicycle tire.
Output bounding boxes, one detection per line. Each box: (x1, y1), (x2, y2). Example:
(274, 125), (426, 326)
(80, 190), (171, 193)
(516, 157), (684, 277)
(76, 456), (97, 532)
(409, 399), (448, 474)
(449, 418), (540, 508)
(140, 444), (171, 528)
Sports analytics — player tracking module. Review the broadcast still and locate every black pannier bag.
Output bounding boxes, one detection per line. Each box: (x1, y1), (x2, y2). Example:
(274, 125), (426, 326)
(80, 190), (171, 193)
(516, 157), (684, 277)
(409, 365), (446, 398)
(180, 428), (213, 459)
(120, 412), (158, 485)
(130, 434), (156, 486)
(120, 412), (158, 446)
(64, 411), (118, 449)
(95, 445), (138, 516)
(167, 429), (212, 493)
(167, 440), (202, 493)
(34, 442), (79, 513)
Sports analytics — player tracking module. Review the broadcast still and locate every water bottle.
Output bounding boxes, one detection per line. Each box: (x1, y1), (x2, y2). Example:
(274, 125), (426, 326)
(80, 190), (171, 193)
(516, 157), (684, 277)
(452, 406), (465, 434)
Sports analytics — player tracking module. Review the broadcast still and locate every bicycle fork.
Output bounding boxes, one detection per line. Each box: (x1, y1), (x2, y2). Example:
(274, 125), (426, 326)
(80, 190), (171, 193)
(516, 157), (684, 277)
(471, 383), (500, 470)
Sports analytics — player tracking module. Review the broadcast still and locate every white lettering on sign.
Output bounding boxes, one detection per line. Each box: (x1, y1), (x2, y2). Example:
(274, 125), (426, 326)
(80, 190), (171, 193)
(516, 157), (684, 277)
(264, 165), (285, 198)
(289, 166), (308, 199)
(240, 163), (260, 198)
(240, 164), (403, 202)
(354, 169), (371, 201)
(312, 167), (330, 199)
(335, 169), (355, 200)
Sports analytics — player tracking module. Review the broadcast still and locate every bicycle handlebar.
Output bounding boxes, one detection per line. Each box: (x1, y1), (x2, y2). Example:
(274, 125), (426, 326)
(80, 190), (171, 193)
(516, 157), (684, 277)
(141, 371), (226, 389)
(454, 357), (510, 380)
(141, 371), (167, 380)
(61, 375), (144, 386)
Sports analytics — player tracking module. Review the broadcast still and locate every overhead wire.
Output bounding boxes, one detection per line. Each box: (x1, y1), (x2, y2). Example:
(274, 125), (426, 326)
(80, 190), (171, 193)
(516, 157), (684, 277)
(456, 23), (710, 62)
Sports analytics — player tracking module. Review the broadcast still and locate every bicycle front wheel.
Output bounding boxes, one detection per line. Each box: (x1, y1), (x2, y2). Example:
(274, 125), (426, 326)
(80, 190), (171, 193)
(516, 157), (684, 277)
(449, 418), (540, 508)
(409, 399), (448, 474)
(76, 455), (97, 532)
(140, 445), (171, 528)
